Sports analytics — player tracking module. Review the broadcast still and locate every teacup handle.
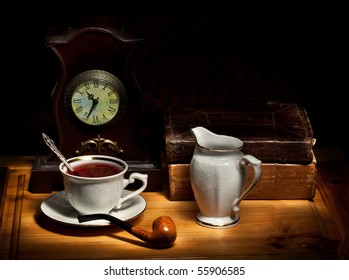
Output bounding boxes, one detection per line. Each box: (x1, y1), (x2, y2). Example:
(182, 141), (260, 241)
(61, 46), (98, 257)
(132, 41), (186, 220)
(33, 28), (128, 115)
(116, 173), (148, 209)
(232, 155), (262, 213)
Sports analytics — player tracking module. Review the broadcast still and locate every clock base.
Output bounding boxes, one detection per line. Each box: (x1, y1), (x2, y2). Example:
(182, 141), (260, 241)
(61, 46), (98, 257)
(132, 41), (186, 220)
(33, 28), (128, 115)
(29, 153), (163, 193)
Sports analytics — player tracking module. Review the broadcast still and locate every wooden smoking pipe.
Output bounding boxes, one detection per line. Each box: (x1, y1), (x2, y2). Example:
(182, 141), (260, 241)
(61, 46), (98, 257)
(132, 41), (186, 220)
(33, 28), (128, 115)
(78, 214), (177, 248)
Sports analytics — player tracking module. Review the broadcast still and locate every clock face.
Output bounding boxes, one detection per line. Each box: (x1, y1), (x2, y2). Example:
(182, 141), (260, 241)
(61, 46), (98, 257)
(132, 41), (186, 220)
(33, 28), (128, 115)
(64, 70), (127, 128)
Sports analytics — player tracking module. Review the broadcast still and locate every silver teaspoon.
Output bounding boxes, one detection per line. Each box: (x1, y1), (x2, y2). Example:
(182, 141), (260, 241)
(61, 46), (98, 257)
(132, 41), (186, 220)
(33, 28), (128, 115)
(42, 133), (77, 175)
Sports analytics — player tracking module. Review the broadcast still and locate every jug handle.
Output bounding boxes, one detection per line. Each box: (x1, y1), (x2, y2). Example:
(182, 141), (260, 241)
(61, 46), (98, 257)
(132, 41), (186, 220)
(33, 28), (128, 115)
(232, 155), (262, 213)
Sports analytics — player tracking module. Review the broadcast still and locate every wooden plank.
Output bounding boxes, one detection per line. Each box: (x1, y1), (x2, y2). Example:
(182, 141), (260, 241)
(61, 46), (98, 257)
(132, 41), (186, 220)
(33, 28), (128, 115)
(9, 174), (26, 259)
(0, 168), (31, 259)
(6, 191), (340, 260)
(167, 160), (317, 200)
(316, 161), (349, 259)
(0, 167), (8, 228)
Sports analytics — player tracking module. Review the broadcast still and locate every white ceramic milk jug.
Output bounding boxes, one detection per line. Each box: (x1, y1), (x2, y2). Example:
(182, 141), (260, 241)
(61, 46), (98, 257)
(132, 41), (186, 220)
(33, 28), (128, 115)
(190, 126), (262, 228)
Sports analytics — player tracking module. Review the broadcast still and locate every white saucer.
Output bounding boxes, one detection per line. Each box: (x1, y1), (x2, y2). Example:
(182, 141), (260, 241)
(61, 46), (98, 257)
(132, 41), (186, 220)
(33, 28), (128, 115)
(40, 190), (146, 227)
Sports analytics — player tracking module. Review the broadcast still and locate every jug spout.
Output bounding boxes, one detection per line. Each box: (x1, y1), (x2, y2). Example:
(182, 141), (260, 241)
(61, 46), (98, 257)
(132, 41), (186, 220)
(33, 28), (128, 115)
(191, 126), (243, 151)
(191, 126), (209, 145)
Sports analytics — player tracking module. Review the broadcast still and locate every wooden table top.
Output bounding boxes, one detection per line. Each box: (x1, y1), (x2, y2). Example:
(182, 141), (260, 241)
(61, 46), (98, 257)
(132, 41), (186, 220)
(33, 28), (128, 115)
(0, 155), (348, 260)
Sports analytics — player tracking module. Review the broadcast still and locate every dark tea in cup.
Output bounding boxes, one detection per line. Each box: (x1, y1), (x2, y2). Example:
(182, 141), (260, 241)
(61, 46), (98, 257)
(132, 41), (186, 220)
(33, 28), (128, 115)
(67, 162), (123, 177)
(59, 155), (148, 215)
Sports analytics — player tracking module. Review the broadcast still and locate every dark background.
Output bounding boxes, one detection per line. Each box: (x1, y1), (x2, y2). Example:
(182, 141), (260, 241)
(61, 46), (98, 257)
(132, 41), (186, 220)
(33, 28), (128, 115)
(1, 2), (346, 160)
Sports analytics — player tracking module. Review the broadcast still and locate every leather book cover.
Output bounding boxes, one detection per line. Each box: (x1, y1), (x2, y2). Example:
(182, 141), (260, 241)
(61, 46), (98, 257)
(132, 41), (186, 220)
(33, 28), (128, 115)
(167, 159), (317, 200)
(164, 103), (314, 164)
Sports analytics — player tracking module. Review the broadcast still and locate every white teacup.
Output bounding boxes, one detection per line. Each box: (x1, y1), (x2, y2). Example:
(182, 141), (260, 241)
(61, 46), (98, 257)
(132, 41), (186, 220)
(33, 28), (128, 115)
(59, 155), (148, 215)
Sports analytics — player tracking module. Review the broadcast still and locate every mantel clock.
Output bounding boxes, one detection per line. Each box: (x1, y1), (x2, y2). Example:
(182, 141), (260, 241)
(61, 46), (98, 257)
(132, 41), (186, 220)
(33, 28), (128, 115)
(30, 17), (161, 192)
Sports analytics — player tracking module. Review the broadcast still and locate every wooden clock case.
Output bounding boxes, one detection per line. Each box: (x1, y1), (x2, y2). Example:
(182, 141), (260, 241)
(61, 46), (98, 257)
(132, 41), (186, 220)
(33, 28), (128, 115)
(30, 17), (162, 193)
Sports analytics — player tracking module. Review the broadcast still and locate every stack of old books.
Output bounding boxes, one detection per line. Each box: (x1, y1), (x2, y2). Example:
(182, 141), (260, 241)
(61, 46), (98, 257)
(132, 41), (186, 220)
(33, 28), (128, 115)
(163, 102), (316, 200)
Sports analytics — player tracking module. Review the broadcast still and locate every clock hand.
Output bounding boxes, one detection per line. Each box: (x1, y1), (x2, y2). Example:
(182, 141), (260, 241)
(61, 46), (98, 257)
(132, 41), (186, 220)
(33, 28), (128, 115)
(86, 97), (99, 118)
(86, 90), (93, 99)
